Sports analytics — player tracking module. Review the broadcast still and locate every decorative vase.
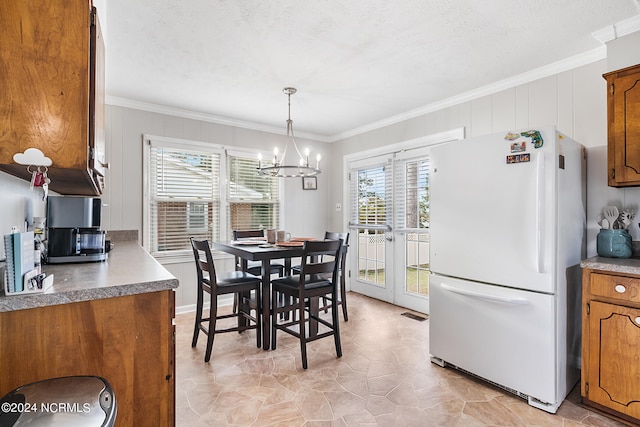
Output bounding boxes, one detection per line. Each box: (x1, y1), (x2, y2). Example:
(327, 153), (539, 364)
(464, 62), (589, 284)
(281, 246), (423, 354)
(596, 229), (632, 258)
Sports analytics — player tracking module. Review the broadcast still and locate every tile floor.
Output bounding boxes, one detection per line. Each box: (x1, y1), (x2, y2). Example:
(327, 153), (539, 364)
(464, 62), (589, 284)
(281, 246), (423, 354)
(175, 292), (627, 426)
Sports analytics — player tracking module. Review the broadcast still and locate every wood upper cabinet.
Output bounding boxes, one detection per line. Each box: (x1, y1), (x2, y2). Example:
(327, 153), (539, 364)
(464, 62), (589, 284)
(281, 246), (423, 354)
(582, 269), (640, 424)
(0, 0), (105, 195)
(604, 64), (640, 187)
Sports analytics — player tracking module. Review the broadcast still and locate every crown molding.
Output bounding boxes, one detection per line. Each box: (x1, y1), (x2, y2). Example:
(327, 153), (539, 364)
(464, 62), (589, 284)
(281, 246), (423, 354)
(592, 14), (640, 44)
(105, 96), (332, 143)
(108, 32), (628, 144)
(329, 46), (606, 142)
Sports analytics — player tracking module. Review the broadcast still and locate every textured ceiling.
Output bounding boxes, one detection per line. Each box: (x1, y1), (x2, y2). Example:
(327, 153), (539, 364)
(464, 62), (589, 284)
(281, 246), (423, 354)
(104, 0), (640, 141)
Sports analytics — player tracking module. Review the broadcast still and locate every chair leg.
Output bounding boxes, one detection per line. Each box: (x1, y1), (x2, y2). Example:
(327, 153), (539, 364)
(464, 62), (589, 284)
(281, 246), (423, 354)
(271, 287), (279, 351)
(237, 291), (249, 333)
(322, 296), (329, 313)
(204, 294), (217, 363)
(332, 291), (342, 359)
(192, 287), (204, 347)
(255, 288), (262, 348)
(340, 274), (348, 322)
(299, 296), (308, 370)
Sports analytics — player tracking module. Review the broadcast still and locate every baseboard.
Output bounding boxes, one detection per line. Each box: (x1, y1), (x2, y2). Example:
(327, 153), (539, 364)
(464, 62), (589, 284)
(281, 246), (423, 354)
(176, 295), (234, 315)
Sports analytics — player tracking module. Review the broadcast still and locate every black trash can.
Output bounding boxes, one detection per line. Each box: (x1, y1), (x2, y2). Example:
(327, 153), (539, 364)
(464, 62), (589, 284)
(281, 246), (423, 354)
(0, 376), (116, 426)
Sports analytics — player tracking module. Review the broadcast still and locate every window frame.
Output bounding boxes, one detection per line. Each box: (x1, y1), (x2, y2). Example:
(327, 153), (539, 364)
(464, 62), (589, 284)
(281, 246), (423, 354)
(142, 137), (283, 262)
(142, 135), (226, 261)
(226, 148), (283, 234)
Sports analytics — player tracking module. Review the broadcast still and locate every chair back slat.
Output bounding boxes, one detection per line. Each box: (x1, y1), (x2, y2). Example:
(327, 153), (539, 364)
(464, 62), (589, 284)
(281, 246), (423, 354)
(190, 238), (217, 288)
(233, 230), (264, 239)
(324, 231), (349, 270)
(298, 239), (342, 283)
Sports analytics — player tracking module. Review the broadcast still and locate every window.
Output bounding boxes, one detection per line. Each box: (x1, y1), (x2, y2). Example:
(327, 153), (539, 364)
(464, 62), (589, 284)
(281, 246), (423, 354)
(144, 136), (223, 256)
(228, 153), (280, 231)
(351, 164), (391, 228)
(400, 158), (430, 229)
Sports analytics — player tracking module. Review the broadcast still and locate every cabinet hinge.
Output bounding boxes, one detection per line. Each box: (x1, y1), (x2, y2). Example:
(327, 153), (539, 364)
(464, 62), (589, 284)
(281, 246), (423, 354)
(611, 168), (615, 180)
(610, 83), (614, 96)
(585, 382), (589, 394)
(586, 302), (590, 315)
(90, 147), (95, 160)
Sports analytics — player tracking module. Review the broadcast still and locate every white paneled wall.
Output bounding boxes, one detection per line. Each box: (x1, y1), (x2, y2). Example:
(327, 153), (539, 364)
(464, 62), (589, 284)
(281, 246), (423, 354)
(0, 174), (47, 258)
(2, 31), (639, 311)
(102, 106), (331, 309)
(328, 54), (639, 259)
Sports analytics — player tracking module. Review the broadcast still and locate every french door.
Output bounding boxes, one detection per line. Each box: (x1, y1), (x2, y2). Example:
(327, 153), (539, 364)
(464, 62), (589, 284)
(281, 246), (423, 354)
(348, 155), (395, 303)
(347, 148), (431, 313)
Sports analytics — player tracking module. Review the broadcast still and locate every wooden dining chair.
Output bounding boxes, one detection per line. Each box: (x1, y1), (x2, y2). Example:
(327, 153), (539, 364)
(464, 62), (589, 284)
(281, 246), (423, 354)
(292, 231), (350, 321)
(190, 238), (261, 362)
(232, 230), (285, 277)
(232, 230), (285, 314)
(271, 239), (343, 369)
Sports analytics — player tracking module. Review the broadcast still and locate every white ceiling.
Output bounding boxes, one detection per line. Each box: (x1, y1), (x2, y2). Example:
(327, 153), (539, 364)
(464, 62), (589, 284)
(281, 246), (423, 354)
(103, 0), (640, 141)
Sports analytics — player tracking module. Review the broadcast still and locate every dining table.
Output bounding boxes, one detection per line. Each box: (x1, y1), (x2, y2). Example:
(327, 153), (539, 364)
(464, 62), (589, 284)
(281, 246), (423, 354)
(213, 239), (308, 350)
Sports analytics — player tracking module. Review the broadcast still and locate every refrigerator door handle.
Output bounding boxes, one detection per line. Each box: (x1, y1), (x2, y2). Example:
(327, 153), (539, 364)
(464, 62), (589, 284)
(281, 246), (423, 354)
(440, 283), (530, 305)
(536, 151), (545, 274)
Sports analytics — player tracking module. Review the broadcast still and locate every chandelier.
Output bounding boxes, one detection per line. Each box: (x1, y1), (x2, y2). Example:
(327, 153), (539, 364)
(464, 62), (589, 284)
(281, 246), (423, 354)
(257, 87), (321, 178)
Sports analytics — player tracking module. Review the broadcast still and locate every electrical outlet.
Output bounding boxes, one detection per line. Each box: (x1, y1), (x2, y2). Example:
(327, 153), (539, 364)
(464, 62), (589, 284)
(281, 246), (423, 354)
(335, 203), (342, 212)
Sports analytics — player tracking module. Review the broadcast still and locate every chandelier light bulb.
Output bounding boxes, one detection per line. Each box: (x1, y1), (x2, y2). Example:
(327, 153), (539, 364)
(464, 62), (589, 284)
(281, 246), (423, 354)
(256, 87), (321, 178)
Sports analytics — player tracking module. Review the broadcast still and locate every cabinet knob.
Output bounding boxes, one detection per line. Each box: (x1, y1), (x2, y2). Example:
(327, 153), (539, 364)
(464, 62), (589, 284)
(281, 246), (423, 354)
(615, 284), (626, 293)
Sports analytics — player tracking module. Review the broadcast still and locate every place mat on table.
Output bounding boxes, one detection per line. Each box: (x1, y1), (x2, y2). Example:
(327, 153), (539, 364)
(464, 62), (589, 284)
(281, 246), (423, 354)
(276, 241), (304, 247)
(231, 240), (264, 245)
(290, 237), (318, 242)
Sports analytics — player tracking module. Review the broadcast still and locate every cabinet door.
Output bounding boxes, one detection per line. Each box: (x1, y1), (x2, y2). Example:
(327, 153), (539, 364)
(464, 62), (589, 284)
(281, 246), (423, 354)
(606, 65), (640, 186)
(586, 300), (640, 419)
(89, 7), (106, 192)
(0, 0), (90, 169)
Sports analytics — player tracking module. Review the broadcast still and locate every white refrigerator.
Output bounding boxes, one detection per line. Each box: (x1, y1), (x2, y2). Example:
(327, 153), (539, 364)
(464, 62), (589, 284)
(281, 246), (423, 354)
(428, 126), (585, 413)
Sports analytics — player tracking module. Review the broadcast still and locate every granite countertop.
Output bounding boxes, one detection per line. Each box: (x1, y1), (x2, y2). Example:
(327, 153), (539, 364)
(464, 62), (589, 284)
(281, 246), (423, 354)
(581, 256), (640, 276)
(0, 241), (178, 312)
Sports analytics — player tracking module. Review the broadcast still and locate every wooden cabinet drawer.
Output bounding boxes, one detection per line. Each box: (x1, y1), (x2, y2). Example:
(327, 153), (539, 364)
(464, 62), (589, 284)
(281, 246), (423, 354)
(590, 273), (640, 304)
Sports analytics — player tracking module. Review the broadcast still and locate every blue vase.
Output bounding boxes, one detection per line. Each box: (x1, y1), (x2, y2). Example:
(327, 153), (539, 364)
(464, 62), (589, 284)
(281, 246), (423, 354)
(596, 229), (632, 258)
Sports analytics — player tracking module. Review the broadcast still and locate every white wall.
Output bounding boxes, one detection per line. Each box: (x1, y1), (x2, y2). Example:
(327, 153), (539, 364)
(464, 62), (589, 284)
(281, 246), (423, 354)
(102, 106), (332, 309)
(0, 174), (47, 259)
(329, 32), (640, 260)
(2, 30), (639, 310)
(606, 30), (640, 71)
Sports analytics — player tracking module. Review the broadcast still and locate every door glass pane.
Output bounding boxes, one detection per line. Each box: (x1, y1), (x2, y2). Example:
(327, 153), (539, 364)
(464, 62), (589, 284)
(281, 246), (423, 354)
(404, 159), (430, 296)
(406, 232), (429, 296)
(357, 230), (385, 285)
(354, 165), (388, 287)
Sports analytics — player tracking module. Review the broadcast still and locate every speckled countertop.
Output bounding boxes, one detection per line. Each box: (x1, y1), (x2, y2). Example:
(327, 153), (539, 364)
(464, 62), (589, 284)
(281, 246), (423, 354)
(581, 256), (640, 276)
(0, 241), (178, 312)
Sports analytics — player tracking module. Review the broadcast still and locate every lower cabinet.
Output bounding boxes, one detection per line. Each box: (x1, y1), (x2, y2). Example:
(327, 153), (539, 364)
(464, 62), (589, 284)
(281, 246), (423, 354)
(0, 290), (175, 426)
(582, 269), (640, 423)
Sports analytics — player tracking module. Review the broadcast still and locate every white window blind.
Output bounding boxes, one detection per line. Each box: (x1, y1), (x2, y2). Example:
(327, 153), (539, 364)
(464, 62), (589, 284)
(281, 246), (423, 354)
(146, 140), (222, 255)
(228, 154), (280, 231)
(349, 160), (392, 229)
(394, 157), (430, 230)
